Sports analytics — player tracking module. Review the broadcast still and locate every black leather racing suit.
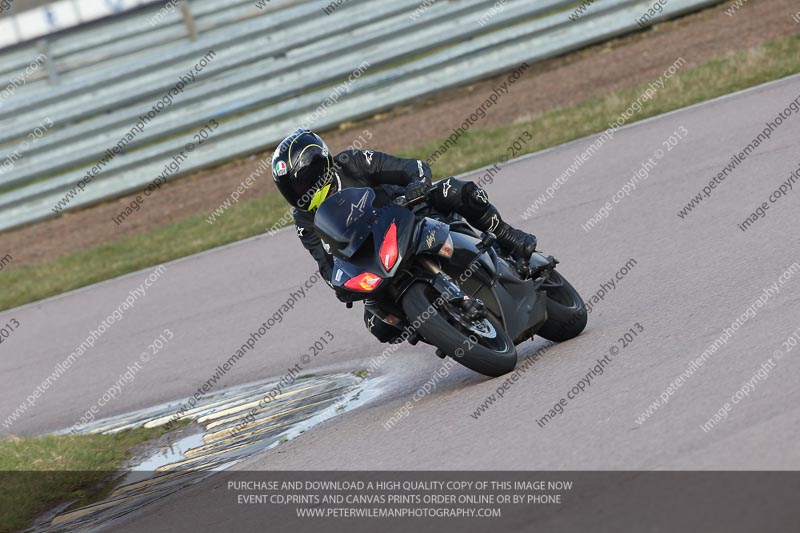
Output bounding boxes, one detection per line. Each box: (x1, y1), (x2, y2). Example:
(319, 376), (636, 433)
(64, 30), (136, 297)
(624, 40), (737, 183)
(293, 150), (507, 343)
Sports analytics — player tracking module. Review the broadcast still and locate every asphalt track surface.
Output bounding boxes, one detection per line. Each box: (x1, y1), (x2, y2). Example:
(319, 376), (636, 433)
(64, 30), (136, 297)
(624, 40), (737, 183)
(2, 75), (800, 530)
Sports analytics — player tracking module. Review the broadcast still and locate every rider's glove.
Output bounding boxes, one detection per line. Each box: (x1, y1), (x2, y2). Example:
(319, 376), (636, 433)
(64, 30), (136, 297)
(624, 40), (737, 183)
(404, 180), (430, 203)
(333, 285), (357, 304)
(324, 266), (355, 303)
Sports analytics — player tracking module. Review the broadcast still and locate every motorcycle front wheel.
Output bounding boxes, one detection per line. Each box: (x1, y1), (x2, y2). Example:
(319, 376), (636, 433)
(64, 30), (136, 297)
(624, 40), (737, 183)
(401, 282), (517, 377)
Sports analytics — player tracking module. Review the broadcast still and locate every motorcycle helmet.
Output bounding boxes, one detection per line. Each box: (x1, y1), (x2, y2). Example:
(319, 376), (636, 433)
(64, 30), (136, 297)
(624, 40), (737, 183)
(272, 129), (339, 211)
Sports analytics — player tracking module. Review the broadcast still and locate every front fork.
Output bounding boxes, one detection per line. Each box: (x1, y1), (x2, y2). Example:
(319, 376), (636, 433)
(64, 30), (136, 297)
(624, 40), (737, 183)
(420, 258), (487, 320)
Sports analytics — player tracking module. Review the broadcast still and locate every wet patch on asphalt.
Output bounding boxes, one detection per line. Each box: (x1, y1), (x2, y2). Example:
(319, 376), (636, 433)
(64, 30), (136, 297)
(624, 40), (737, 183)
(34, 372), (384, 532)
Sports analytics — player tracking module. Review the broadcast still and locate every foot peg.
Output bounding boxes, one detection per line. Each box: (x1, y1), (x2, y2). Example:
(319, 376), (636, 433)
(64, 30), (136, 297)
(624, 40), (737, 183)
(530, 255), (559, 279)
(514, 257), (532, 279)
(435, 348), (447, 359)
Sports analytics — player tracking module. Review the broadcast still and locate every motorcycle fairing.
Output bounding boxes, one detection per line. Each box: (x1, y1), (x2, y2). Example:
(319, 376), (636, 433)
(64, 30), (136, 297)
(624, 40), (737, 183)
(314, 188), (378, 260)
(369, 204), (415, 276)
(439, 231), (547, 343)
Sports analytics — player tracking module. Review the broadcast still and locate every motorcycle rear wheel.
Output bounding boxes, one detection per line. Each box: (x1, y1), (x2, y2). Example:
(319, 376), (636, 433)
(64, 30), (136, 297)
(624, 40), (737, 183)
(402, 282), (517, 377)
(536, 269), (587, 342)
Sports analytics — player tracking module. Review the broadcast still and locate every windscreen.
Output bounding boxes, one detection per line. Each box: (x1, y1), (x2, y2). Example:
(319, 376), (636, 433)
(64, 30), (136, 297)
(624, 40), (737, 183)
(314, 188), (377, 259)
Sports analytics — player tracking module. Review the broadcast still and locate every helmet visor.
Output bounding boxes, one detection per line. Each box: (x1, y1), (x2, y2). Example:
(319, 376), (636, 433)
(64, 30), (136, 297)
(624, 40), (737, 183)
(296, 156), (328, 186)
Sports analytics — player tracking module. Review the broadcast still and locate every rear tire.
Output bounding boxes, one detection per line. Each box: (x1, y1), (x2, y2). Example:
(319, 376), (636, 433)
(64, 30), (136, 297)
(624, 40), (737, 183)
(401, 283), (517, 377)
(537, 270), (587, 342)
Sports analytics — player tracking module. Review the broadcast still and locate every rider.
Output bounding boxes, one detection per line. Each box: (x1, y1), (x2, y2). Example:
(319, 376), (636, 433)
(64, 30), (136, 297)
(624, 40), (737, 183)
(272, 128), (537, 343)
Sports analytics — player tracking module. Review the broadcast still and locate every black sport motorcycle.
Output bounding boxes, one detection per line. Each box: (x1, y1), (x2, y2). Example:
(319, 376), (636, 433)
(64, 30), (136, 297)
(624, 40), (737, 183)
(314, 187), (587, 377)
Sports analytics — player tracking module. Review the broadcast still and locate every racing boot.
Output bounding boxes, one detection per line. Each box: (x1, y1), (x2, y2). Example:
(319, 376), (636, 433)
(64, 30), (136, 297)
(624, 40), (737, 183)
(494, 222), (537, 260)
(473, 205), (537, 260)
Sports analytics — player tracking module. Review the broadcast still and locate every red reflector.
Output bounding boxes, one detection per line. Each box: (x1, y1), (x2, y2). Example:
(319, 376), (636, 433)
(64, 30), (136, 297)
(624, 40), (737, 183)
(380, 221), (399, 271)
(344, 272), (383, 292)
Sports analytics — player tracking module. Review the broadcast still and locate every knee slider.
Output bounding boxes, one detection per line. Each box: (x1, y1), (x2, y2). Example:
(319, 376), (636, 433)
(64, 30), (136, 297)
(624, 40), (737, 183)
(463, 181), (490, 209)
(429, 177), (464, 212)
(458, 180), (493, 221)
(364, 309), (401, 343)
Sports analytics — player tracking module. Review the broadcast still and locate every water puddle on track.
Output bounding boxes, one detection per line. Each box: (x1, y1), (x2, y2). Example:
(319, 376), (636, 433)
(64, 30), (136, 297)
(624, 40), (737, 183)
(33, 372), (384, 532)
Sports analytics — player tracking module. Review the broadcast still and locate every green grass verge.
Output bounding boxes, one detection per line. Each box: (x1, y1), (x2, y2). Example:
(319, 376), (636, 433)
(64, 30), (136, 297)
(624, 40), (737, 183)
(0, 426), (173, 532)
(2, 34), (799, 313)
(395, 35), (800, 175)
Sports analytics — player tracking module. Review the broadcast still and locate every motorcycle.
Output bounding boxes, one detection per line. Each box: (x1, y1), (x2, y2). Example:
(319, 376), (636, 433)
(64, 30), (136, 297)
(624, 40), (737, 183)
(314, 187), (587, 377)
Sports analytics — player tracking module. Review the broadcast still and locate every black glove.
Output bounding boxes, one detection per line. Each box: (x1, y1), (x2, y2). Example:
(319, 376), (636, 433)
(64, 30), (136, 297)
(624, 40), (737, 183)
(322, 265), (353, 303)
(334, 286), (357, 303)
(404, 180), (430, 203)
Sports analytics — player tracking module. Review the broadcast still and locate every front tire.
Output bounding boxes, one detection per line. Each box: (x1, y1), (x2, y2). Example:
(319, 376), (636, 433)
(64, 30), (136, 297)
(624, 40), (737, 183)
(401, 282), (517, 377)
(537, 270), (587, 342)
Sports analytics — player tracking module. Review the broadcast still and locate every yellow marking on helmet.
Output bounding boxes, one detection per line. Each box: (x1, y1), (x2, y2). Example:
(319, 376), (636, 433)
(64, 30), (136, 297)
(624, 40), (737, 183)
(296, 143), (324, 164)
(286, 132), (302, 163)
(308, 183), (331, 211)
